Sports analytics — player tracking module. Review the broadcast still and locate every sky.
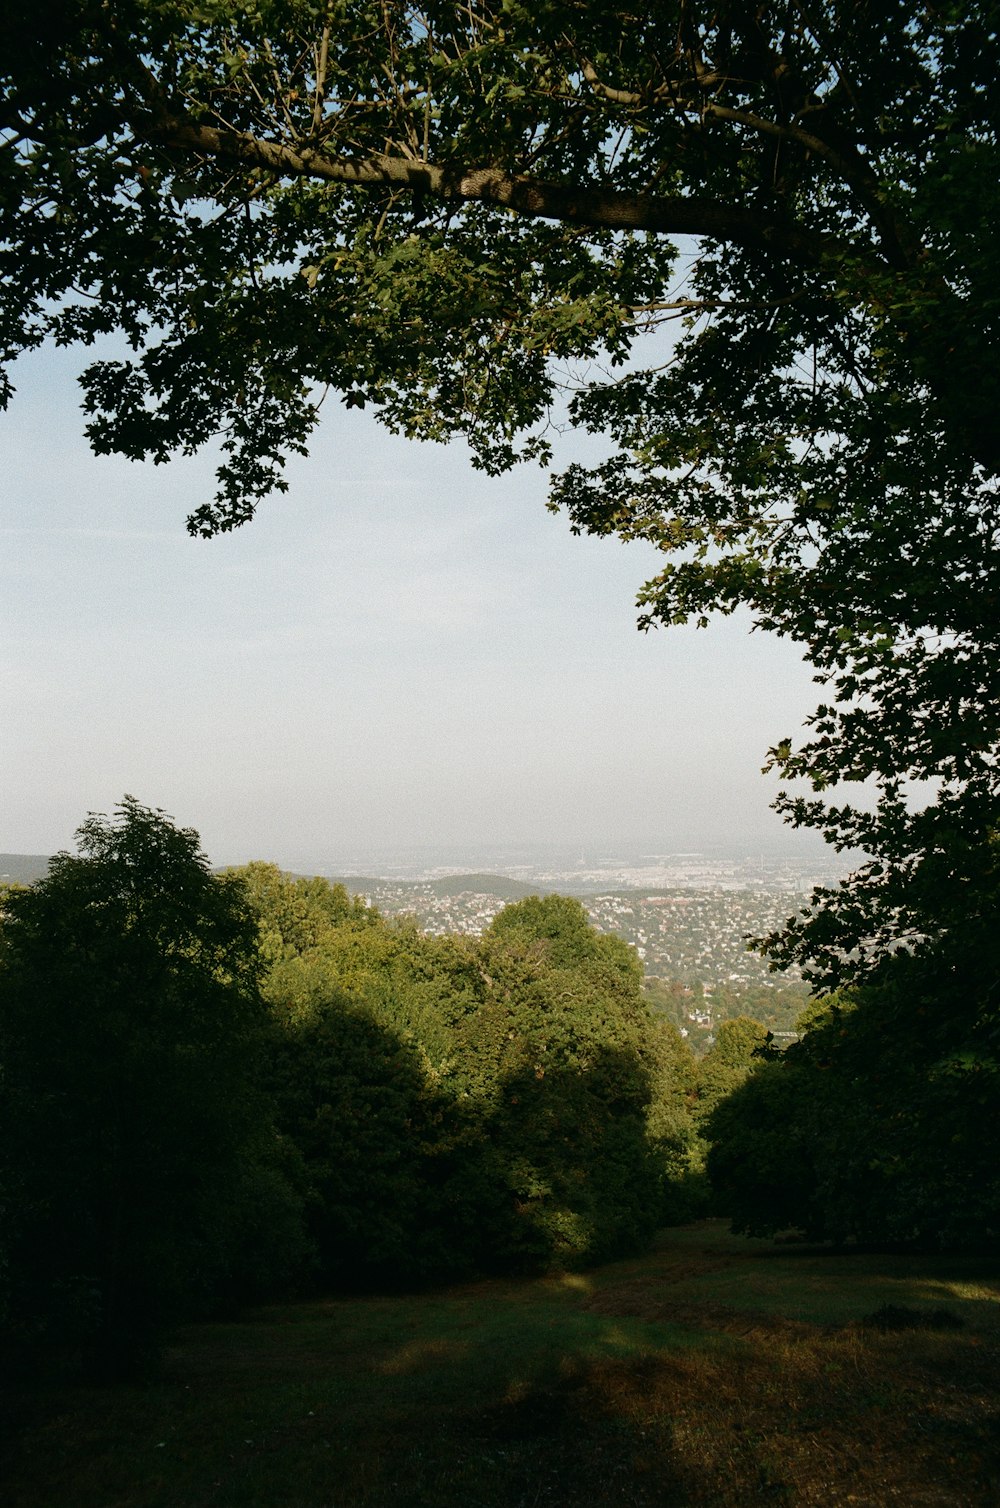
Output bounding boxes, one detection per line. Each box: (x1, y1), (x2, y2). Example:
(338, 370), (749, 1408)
(2, 340), (828, 869)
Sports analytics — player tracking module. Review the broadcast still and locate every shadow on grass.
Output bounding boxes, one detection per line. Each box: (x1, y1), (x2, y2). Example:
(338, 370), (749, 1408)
(3, 1223), (999, 1507)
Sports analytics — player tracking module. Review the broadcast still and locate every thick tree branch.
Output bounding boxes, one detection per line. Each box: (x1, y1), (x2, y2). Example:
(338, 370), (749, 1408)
(152, 114), (840, 265)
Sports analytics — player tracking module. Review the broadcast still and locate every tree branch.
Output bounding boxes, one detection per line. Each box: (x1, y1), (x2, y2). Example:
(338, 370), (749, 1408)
(151, 114), (840, 265)
(312, 8), (333, 138)
(578, 54), (907, 267)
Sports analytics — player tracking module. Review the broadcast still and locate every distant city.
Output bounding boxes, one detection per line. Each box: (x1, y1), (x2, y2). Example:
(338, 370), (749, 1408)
(3, 840), (854, 1000)
(290, 845), (854, 994)
(273, 840), (854, 894)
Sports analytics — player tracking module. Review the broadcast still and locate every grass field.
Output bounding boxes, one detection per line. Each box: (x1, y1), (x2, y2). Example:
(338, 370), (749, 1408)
(3, 1222), (998, 1506)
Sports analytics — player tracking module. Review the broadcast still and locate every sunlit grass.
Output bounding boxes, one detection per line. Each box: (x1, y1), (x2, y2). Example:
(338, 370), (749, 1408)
(4, 1221), (999, 1506)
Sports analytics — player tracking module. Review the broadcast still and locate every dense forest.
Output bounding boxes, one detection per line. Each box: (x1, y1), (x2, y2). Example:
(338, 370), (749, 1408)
(2, 799), (995, 1381)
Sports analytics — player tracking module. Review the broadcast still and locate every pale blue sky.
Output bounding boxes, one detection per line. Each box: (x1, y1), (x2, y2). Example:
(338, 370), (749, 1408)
(2, 341), (823, 867)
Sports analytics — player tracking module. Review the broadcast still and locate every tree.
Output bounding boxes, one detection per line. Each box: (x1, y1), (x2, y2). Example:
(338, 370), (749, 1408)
(3, 4), (999, 974)
(235, 864), (491, 1284)
(694, 1014), (771, 1123)
(705, 917), (1000, 1245)
(0, 798), (296, 1374)
(244, 880), (701, 1277)
(268, 993), (459, 1286)
(476, 897), (699, 1262)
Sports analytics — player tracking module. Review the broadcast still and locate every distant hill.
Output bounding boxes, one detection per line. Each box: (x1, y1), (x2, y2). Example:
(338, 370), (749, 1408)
(423, 873), (545, 900)
(308, 875), (387, 894)
(0, 854), (51, 885)
(323, 872), (546, 900)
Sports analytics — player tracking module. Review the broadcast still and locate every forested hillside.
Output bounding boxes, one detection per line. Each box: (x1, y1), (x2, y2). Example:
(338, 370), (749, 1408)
(0, 803), (703, 1376)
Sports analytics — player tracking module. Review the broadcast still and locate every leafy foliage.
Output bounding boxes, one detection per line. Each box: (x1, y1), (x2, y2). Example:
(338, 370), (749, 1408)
(0, 800), (297, 1374)
(0, 814), (701, 1375)
(236, 874), (704, 1279)
(705, 918), (1000, 1245)
(695, 1013), (772, 1126)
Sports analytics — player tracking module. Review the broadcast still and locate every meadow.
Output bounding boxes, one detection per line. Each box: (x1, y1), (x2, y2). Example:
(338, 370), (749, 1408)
(3, 1222), (997, 1507)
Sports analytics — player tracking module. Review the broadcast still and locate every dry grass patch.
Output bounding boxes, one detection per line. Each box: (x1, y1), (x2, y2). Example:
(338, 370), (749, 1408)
(568, 1324), (998, 1505)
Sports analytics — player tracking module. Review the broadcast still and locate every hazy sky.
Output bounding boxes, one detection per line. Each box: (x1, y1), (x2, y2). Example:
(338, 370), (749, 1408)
(2, 340), (825, 867)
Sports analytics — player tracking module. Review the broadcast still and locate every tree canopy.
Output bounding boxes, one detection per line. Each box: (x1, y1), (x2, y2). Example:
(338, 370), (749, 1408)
(705, 920), (1000, 1247)
(0, 799), (291, 1373)
(239, 874), (702, 1278)
(3, 2), (999, 977)
(1, 819), (702, 1372)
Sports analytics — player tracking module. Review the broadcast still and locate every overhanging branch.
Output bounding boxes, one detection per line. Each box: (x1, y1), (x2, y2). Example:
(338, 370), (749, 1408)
(152, 115), (842, 265)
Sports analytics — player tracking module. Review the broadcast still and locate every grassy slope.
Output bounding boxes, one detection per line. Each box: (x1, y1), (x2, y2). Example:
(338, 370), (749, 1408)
(3, 1223), (998, 1507)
